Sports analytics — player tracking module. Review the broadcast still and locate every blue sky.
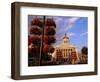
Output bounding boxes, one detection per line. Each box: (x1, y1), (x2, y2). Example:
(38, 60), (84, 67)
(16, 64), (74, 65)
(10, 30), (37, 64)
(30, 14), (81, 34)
(52, 16), (88, 50)
(28, 15), (88, 50)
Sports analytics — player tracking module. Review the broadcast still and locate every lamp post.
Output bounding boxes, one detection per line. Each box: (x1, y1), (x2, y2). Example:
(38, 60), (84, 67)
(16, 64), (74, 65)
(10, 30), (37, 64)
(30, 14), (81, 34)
(39, 16), (45, 65)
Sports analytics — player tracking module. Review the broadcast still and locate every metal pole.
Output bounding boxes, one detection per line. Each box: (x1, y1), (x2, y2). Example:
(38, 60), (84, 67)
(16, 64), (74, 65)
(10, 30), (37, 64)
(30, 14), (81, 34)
(39, 16), (45, 65)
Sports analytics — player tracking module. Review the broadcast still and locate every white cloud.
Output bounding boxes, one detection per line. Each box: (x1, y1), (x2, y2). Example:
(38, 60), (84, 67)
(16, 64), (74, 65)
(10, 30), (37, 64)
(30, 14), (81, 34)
(67, 32), (76, 37)
(66, 17), (80, 30)
(80, 32), (88, 36)
(54, 17), (63, 24)
(54, 17), (80, 35)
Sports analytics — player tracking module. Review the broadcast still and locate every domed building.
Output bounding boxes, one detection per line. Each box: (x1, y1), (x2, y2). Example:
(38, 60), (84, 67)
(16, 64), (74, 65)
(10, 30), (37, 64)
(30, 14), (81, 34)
(52, 34), (79, 64)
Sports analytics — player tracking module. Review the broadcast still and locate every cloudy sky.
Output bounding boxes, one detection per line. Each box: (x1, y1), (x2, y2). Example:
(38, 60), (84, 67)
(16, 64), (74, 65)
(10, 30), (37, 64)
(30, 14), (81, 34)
(53, 16), (88, 50)
(28, 15), (88, 50)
